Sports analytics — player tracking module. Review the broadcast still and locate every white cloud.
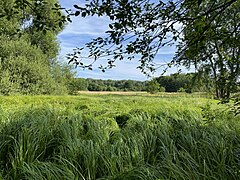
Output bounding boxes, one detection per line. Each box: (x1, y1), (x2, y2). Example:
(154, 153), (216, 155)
(59, 16), (111, 36)
(76, 60), (149, 81)
(156, 45), (177, 55)
(57, 0), (181, 80)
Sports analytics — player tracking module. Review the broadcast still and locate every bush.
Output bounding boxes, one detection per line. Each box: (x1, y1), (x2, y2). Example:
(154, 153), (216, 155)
(147, 79), (160, 94)
(177, 87), (186, 93)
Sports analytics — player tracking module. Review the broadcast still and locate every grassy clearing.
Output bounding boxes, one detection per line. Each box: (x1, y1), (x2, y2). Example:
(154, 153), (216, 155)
(0, 94), (239, 179)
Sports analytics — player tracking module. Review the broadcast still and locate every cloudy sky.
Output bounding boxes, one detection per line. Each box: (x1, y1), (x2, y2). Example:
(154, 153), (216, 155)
(58, 0), (182, 81)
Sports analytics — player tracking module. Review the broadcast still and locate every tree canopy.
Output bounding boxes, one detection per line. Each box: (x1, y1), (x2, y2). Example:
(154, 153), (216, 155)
(68, 0), (238, 70)
(175, 0), (240, 99)
(0, 0), (74, 95)
(70, 0), (239, 100)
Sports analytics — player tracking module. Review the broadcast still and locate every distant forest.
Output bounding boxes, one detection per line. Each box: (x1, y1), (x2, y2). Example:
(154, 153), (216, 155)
(67, 73), (214, 94)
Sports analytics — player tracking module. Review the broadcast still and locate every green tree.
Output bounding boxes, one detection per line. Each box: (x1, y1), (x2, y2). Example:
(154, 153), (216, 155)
(0, 39), (54, 95)
(0, 0), (71, 95)
(67, 78), (89, 94)
(67, 0), (238, 100)
(50, 60), (76, 94)
(0, 0), (66, 35)
(156, 73), (194, 93)
(176, 0), (240, 100)
(147, 78), (161, 94)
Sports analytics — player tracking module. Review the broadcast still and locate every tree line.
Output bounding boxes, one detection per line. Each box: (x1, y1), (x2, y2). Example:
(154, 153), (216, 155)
(66, 73), (223, 94)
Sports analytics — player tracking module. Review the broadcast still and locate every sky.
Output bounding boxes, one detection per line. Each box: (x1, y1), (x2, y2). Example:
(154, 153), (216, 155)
(57, 0), (184, 81)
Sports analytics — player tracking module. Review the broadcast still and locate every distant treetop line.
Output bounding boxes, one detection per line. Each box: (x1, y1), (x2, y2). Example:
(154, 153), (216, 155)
(67, 73), (216, 94)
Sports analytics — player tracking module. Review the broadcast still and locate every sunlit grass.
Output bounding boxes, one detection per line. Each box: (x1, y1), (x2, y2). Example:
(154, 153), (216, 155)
(0, 94), (239, 179)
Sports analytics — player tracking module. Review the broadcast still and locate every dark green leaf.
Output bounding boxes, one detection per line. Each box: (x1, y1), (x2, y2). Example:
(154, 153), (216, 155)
(82, 12), (86, 17)
(75, 11), (80, 16)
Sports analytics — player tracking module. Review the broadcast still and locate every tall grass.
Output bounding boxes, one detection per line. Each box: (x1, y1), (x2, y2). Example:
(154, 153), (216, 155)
(0, 95), (239, 179)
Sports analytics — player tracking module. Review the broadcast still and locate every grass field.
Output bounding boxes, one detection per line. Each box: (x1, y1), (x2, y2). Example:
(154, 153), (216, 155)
(0, 94), (239, 179)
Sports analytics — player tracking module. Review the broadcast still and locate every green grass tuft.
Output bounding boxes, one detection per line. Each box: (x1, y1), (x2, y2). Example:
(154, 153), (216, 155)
(0, 95), (239, 179)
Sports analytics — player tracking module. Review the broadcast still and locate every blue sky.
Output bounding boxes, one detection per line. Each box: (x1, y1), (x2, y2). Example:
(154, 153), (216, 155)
(57, 0), (183, 81)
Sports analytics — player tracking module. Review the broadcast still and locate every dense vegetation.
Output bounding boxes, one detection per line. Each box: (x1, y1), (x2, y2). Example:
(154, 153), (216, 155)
(0, 0), (73, 95)
(0, 1), (239, 179)
(67, 73), (216, 94)
(68, 78), (147, 92)
(0, 95), (239, 179)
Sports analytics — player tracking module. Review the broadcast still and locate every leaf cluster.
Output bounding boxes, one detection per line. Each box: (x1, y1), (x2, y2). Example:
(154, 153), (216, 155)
(68, 0), (238, 76)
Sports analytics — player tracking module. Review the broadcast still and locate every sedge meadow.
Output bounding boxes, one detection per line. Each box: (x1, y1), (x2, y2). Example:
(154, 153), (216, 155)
(0, 94), (239, 179)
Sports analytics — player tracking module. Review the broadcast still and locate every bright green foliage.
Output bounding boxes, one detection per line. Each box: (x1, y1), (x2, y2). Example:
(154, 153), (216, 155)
(27, 31), (60, 61)
(157, 73), (194, 93)
(147, 78), (161, 94)
(50, 60), (76, 94)
(177, 0), (240, 100)
(147, 78), (165, 94)
(86, 79), (147, 92)
(0, 69), (19, 95)
(68, 78), (89, 94)
(177, 87), (186, 93)
(0, 0), (73, 95)
(0, 39), (49, 94)
(0, 38), (69, 95)
(0, 0), (20, 35)
(0, 0), (65, 35)
(67, 73), (208, 93)
(0, 95), (239, 179)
